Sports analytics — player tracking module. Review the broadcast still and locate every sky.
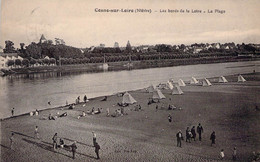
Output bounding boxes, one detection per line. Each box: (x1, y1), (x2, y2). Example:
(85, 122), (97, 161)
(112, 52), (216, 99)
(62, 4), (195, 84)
(0, 0), (260, 48)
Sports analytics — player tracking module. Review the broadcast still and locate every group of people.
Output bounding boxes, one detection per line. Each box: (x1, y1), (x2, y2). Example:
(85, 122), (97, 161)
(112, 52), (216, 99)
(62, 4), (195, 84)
(176, 123), (204, 148)
(176, 123), (239, 160)
(50, 131), (101, 159)
(74, 95), (88, 105)
(184, 124), (204, 143)
(48, 112), (67, 120)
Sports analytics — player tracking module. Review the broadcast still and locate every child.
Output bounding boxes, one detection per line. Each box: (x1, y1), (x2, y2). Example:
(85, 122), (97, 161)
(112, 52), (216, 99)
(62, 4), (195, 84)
(220, 149), (225, 160)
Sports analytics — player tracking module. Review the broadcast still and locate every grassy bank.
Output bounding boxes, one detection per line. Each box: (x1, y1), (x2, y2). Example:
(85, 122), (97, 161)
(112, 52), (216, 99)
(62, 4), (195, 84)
(2, 56), (259, 76)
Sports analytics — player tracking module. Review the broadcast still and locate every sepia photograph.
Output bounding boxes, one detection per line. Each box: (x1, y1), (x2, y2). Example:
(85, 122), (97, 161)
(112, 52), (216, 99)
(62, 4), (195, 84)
(0, 0), (260, 161)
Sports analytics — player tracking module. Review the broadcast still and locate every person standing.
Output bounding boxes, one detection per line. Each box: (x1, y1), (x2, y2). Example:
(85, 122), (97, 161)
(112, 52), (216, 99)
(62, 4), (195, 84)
(10, 133), (14, 150)
(220, 149), (225, 160)
(232, 147), (237, 161)
(94, 142), (101, 159)
(106, 108), (110, 116)
(210, 131), (216, 146)
(77, 96), (80, 103)
(34, 126), (40, 139)
(191, 126), (196, 141)
(92, 131), (97, 146)
(11, 108), (14, 117)
(84, 95), (87, 103)
(197, 123), (204, 141)
(176, 130), (183, 147)
(168, 114), (172, 123)
(186, 127), (191, 143)
(71, 141), (77, 159)
(52, 133), (58, 150)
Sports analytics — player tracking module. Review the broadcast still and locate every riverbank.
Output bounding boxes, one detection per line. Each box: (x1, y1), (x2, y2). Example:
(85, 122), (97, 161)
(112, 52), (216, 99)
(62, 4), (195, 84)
(1, 73), (259, 161)
(2, 56), (259, 76)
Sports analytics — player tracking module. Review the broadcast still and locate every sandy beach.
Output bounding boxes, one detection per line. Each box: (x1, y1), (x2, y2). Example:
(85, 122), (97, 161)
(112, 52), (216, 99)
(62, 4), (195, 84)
(1, 73), (260, 162)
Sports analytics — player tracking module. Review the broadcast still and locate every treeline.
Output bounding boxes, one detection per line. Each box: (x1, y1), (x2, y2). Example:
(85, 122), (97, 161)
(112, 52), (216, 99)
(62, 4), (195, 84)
(3, 40), (259, 66)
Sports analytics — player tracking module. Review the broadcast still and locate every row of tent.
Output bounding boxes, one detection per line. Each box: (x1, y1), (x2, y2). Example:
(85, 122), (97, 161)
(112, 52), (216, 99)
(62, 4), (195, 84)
(178, 74), (246, 87)
(122, 89), (167, 105)
(121, 75), (247, 104)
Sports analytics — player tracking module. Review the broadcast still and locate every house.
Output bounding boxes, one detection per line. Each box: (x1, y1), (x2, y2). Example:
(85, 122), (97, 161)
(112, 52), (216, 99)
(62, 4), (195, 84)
(193, 47), (203, 54)
(0, 53), (23, 69)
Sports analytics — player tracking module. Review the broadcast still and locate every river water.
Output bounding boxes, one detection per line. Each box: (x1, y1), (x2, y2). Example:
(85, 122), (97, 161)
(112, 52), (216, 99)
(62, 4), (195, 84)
(0, 61), (259, 119)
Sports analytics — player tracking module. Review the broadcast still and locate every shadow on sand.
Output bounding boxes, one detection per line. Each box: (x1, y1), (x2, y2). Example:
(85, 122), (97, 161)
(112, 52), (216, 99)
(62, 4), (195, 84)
(0, 144), (10, 150)
(12, 131), (35, 139)
(61, 137), (94, 148)
(22, 138), (96, 160)
(11, 131), (97, 160)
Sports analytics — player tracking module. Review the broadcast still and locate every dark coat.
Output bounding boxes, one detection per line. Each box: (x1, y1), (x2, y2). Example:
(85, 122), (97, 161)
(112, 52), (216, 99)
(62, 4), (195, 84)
(94, 143), (100, 152)
(191, 128), (196, 137)
(197, 125), (203, 134)
(71, 143), (77, 152)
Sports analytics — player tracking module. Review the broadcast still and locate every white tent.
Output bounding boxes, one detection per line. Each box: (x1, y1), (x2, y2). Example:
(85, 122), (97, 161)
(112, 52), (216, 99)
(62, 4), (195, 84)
(122, 92), (137, 104)
(218, 76), (228, 83)
(190, 77), (199, 84)
(238, 75), (246, 82)
(146, 85), (155, 93)
(166, 81), (174, 90)
(152, 89), (166, 99)
(172, 85), (184, 95)
(178, 79), (186, 87)
(202, 78), (212, 86)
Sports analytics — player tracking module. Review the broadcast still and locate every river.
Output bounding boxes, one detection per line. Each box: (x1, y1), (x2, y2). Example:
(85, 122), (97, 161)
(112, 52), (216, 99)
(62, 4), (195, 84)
(0, 60), (259, 119)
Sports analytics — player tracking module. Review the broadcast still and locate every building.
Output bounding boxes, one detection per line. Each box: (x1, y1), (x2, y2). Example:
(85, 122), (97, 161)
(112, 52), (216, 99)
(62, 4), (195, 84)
(39, 34), (47, 43)
(99, 44), (105, 48)
(0, 52), (23, 69)
(114, 42), (119, 48)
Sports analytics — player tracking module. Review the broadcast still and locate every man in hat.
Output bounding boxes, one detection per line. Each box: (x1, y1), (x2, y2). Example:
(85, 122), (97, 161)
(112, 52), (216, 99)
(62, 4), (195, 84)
(176, 130), (183, 147)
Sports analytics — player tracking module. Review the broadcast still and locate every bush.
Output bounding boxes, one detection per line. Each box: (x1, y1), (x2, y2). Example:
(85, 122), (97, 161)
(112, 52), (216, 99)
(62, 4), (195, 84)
(7, 60), (14, 67)
(22, 58), (29, 67)
(15, 59), (22, 66)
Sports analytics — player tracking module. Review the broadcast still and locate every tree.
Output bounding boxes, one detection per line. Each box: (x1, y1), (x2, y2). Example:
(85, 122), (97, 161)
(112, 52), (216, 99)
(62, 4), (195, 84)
(15, 59), (22, 66)
(22, 58), (29, 67)
(50, 58), (56, 65)
(7, 60), (14, 67)
(126, 40), (132, 53)
(37, 59), (43, 65)
(43, 58), (50, 65)
(25, 42), (42, 59)
(30, 58), (37, 66)
(4, 40), (16, 53)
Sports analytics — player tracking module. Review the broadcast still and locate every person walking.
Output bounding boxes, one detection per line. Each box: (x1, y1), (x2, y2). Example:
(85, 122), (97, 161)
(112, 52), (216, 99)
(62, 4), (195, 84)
(94, 142), (101, 159)
(52, 133), (58, 150)
(232, 147), (237, 161)
(210, 131), (216, 146)
(186, 127), (191, 143)
(11, 108), (15, 117)
(10, 133), (14, 150)
(92, 131), (97, 146)
(168, 114), (172, 123)
(176, 130), (183, 147)
(197, 123), (204, 141)
(71, 141), (77, 159)
(34, 126), (40, 139)
(220, 149), (225, 160)
(191, 126), (196, 141)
